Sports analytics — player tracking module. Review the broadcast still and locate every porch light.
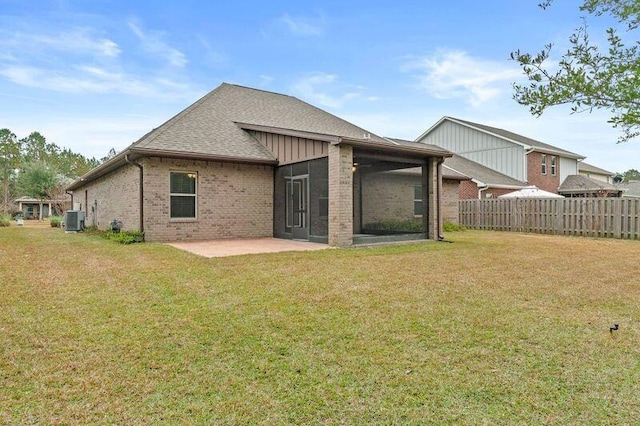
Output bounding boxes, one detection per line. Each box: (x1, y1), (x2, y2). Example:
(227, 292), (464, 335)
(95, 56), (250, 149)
(352, 162), (358, 173)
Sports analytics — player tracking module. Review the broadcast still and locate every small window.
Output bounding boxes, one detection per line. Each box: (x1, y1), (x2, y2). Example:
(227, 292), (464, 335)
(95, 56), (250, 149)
(413, 185), (423, 216)
(550, 156), (557, 176)
(541, 154), (547, 175)
(170, 171), (197, 219)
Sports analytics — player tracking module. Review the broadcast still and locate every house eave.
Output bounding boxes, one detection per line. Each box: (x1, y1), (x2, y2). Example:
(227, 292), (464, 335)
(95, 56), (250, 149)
(337, 137), (453, 159)
(66, 148), (278, 192)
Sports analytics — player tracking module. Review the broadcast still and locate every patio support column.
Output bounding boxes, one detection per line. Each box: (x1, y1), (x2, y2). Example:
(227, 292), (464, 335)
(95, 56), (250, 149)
(421, 158), (439, 240)
(328, 143), (353, 247)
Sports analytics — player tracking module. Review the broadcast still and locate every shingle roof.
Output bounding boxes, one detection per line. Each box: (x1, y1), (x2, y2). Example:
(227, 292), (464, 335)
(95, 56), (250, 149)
(68, 84), (451, 191)
(620, 181), (640, 197)
(441, 117), (585, 159)
(558, 175), (620, 193)
(131, 83), (393, 161)
(578, 161), (614, 176)
(444, 155), (527, 188)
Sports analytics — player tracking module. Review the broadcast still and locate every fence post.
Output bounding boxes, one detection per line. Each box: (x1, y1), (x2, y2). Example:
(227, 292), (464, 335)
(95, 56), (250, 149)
(613, 199), (622, 239)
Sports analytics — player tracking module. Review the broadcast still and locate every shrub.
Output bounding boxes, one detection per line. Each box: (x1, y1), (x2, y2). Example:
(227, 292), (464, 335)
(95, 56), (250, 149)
(0, 213), (11, 227)
(50, 215), (62, 228)
(443, 221), (466, 232)
(102, 230), (145, 245)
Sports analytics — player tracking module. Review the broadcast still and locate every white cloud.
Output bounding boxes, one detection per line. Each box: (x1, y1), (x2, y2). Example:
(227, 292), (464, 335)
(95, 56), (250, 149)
(128, 21), (188, 68)
(278, 13), (323, 36)
(1, 29), (121, 58)
(291, 73), (361, 108)
(0, 65), (197, 100)
(403, 50), (521, 107)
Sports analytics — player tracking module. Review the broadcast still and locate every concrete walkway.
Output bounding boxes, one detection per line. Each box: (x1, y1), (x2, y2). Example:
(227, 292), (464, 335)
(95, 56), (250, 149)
(167, 237), (330, 258)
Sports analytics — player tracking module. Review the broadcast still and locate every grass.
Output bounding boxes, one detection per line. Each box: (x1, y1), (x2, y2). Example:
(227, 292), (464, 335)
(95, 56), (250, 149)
(1, 227), (639, 424)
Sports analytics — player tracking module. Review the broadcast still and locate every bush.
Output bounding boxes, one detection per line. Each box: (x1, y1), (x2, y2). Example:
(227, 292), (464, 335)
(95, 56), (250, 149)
(50, 215), (62, 228)
(102, 230), (145, 245)
(443, 222), (466, 232)
(0, 213), (11, 227)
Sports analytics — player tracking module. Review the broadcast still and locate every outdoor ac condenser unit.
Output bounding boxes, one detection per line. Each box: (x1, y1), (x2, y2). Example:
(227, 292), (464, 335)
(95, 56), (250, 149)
(65, 210), (85, 232)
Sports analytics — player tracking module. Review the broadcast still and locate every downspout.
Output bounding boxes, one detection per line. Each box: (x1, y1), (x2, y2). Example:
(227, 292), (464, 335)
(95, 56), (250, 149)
(125, 154), (144, 233)
(65, 190), (73, 210)
(437, 157), (445, 241)
(477, 185), (489, 199)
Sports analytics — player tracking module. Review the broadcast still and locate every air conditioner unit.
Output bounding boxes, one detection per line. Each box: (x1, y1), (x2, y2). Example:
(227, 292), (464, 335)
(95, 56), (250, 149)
(65, 210), (85, 232)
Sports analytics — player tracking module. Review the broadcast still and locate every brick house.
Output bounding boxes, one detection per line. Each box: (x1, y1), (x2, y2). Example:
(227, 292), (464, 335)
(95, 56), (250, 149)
(66, 83), (452, 246)
(416, 117), (585, 196)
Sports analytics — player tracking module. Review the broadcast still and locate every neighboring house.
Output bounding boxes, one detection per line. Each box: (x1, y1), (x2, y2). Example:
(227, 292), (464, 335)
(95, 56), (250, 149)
(558, 175), (624, 197)
(14, 196), (67, 219)
(578, 162), (615, 184)
(444, 154), (528, 199)
(416, 117), (585, 194)
(66, 83), (452, 246)
(619, 181), (640, 198)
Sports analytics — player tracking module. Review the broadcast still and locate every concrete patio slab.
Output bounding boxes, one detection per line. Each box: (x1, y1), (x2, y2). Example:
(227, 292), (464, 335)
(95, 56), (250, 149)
(166, 237), (330, 258)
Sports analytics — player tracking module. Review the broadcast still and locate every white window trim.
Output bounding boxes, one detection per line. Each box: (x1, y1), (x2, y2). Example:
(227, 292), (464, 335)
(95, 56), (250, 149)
(550, 155), (557, 176)
(170, 171), (198, 220)
(541, 154), (547, 175)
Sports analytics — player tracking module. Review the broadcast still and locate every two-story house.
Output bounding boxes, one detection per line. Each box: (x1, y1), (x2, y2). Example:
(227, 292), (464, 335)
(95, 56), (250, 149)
(416, 117), (586, 196)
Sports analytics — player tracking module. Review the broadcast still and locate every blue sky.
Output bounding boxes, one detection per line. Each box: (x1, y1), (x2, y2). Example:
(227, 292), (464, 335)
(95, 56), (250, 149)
(1, 0), (638, 173)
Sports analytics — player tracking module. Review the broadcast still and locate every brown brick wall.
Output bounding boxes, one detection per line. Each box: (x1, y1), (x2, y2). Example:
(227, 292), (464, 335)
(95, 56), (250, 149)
(70, 163), (141, 230)
(458, 180), (479, 199)
(361, 172), (416, 225)
(142, 157), (274, 242)
(527, 151), (560, 193)
(442, 179), (460, 224)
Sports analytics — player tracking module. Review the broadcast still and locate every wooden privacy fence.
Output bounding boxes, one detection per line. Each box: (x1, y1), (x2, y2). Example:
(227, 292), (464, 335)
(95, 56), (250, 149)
(459, 198), (640, 239)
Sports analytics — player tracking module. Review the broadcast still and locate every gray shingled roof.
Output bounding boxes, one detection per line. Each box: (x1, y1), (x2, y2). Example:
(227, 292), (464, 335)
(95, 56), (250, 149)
(131, 83), (393, 161)
(447, 117), (585, 159)
(444, 155), (527, 188)
(578, 161), (614, 176)
(558, 175), (621, 194)
(620, 181), (640, 197)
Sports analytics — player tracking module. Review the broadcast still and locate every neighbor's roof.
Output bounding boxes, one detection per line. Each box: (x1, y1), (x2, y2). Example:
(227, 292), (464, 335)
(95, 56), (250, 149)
(619, 181), (640, 198)
(69, 83), (450, 191)
(558, 175), (622, 194)
(444, 155), (528, 189)
(578, 161), (614, 176)
(498, 187), (564, 199)
(418, 116), (585, 160)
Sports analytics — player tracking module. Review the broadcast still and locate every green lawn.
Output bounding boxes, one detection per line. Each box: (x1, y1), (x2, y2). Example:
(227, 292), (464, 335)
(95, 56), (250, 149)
(1, 226), (639, 424)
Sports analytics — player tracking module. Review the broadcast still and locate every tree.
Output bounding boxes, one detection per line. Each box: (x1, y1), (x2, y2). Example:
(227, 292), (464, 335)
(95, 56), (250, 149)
(621, 168), (640, 182)
(0, 129), (22, 213)
(16, 162), (59, 200)
(511, 0), (640, 142)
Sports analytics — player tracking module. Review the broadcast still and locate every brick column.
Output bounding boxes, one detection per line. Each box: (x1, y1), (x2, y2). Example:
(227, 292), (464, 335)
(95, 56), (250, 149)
(421, 158), (439, 240)
(328, 144), (353, 247)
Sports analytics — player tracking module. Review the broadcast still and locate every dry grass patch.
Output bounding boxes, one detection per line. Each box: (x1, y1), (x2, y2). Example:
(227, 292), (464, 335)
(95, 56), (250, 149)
(1, 227), (639, 423)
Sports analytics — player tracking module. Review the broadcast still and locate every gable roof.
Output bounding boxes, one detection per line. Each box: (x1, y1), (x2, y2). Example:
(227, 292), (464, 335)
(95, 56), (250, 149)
(444, 154), (528, 188)
(69, 83), (450, 191)
(578, 161), (614, 176)
(418, 116), (585, 160)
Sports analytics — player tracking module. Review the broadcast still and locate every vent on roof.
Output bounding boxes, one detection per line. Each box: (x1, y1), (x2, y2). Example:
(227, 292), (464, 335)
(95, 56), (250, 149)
(363, 133), (371, 140)
(65, 210), (85, 232)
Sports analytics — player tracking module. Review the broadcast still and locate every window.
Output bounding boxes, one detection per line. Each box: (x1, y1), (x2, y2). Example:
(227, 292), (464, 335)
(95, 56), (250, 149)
(413, 185), (423, 216)
(170, 171), (197, 219)
(541, 154), (547, 175)
(550, 155), (557, 176)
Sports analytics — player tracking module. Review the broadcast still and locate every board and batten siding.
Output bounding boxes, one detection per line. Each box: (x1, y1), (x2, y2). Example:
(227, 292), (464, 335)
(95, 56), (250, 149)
(251, 131), (329, 164)
(559, 156), (578, 184)
(418, 120), (526, 182)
